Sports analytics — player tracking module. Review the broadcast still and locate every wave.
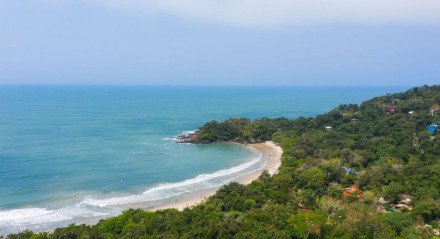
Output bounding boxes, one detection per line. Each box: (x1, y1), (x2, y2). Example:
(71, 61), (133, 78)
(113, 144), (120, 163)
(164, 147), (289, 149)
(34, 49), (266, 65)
(162, 130), (196, 142)
(0, 208), (70, 224)
(0, 148), (265, 235)
(0, 206), (109, 235)
(0, 207), (108, 224)
(81, 151), (263, 207)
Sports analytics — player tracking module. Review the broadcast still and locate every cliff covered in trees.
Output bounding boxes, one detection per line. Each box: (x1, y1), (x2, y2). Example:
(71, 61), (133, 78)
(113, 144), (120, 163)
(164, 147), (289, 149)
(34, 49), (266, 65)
(177, 117), (294, 144)
(7, 85), (440, 239)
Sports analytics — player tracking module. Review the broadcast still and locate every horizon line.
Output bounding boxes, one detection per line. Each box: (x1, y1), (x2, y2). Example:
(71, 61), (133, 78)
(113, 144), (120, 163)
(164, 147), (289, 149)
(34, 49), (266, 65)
(0, 83), (420, 88)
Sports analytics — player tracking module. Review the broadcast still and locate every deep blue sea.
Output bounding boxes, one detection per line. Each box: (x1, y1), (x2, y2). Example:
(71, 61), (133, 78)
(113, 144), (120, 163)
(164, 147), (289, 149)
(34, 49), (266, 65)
(0, 86), (406, 234)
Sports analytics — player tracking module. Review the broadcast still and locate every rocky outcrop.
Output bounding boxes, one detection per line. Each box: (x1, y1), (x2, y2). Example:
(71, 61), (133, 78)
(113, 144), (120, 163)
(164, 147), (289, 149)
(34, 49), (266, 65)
(176, 132), (198, 143)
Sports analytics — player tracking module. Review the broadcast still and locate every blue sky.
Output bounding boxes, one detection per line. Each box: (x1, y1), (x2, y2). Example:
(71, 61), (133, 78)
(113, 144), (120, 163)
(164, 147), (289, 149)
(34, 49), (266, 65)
(1, 0), (439, 86)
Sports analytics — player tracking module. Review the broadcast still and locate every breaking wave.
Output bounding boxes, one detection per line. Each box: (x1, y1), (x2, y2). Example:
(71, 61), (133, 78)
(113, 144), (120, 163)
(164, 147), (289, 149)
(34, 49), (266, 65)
(0, 149), (264, 235)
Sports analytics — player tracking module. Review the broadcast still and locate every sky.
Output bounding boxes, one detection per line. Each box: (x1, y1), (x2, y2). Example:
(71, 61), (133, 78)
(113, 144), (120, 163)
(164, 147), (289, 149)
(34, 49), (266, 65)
(0, 0), (439, 86)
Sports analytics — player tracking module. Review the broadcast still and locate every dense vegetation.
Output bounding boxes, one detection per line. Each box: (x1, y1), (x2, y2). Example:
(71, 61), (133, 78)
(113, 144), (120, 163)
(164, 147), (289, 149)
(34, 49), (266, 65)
(195, 117), (294, 143)
(6, 85), (440, 239)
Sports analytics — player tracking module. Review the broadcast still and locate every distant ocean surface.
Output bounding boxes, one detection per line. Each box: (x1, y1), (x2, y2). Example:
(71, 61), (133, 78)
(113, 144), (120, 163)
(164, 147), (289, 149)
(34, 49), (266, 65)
(0, 86), (406, 234)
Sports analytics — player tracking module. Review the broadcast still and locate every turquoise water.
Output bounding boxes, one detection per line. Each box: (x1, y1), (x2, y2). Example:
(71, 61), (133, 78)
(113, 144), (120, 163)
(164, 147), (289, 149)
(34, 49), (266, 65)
(0, 86), (406, 234)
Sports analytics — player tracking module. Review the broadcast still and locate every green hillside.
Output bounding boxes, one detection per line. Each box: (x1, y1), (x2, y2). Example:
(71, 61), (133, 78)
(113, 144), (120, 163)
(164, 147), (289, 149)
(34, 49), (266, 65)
(8, 85), (440, 239)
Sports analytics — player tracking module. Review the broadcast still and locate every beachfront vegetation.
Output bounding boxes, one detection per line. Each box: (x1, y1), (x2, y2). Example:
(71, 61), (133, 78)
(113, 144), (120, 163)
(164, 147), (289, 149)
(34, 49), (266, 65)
(196, 117), (295, 143)
(7, 85), (440, 239)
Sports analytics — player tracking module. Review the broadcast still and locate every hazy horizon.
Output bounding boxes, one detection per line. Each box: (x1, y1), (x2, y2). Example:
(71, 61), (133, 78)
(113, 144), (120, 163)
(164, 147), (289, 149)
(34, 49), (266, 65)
(1, 1), (439, 86)
(0, 83), (419, 88)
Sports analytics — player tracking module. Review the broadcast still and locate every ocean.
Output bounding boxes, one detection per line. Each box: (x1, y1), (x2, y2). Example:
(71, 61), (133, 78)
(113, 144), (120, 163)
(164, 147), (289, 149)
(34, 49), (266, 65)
(0, 86), (406, 234)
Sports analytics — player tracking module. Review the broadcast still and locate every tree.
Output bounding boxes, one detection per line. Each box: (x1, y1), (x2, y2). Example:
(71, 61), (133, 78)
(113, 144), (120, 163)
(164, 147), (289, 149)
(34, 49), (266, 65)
(296, 167), (326, 192)
(318, 196), (343, 224)
(289, 211), (325, 239)
(382, 212), (414, 235)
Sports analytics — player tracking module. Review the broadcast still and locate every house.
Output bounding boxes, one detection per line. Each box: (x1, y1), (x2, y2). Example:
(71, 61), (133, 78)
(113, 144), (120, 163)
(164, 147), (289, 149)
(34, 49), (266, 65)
(342, 185), (362, 198)
(391, 194), (413, 211)
(429, 104), (440, 119)
(427, 124), (438, 134)
(384, 106), (396, 114)
(341, 166), (359, 175)
(399, 194), (413, 205)
(392, 203), (413, 211)
(378, 197), (388, 204)
(377, 197), (389, 212)
(297, 202), (309, 211)
(325, 126), (332, 131)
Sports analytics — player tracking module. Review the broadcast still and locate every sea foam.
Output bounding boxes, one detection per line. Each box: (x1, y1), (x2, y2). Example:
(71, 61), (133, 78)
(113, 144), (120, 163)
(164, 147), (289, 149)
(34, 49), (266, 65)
(81, 151), (263, 207)
(0, 206), (109, 235)
(0, 150), (264, 235)
(162, 130), (196, 142)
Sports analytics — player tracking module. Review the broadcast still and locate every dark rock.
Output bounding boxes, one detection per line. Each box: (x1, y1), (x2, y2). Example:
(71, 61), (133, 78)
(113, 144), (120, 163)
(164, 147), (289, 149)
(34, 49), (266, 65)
(176, 132), (201, 144)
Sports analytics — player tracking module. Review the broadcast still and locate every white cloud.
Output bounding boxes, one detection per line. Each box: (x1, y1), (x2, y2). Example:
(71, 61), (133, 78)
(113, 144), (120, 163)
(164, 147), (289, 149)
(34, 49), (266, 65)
(90, 0), (440, 28)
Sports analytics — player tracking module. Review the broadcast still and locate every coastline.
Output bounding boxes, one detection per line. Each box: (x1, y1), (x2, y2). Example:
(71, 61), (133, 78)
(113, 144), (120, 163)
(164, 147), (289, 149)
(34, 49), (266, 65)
(0, 141), (282, 235)
(149, 141), (282, 211)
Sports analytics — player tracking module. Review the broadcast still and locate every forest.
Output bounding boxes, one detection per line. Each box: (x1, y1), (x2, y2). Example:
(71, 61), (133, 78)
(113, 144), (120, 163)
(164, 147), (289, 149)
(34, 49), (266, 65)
(6, 85), (440, 239)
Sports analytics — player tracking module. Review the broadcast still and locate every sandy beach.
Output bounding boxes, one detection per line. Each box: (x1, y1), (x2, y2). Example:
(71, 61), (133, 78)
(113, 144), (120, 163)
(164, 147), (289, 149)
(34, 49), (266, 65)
(150, 141), (283, 211)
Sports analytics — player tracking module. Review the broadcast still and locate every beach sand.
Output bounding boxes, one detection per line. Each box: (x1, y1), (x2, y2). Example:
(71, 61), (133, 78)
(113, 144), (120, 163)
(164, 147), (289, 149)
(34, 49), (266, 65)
(150, 141), (283, 211)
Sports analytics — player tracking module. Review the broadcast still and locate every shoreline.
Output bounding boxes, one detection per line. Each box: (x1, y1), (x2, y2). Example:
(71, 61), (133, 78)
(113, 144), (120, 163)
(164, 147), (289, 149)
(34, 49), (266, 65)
(149, 141), (282, 211)
(0, 141), (282, 236)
